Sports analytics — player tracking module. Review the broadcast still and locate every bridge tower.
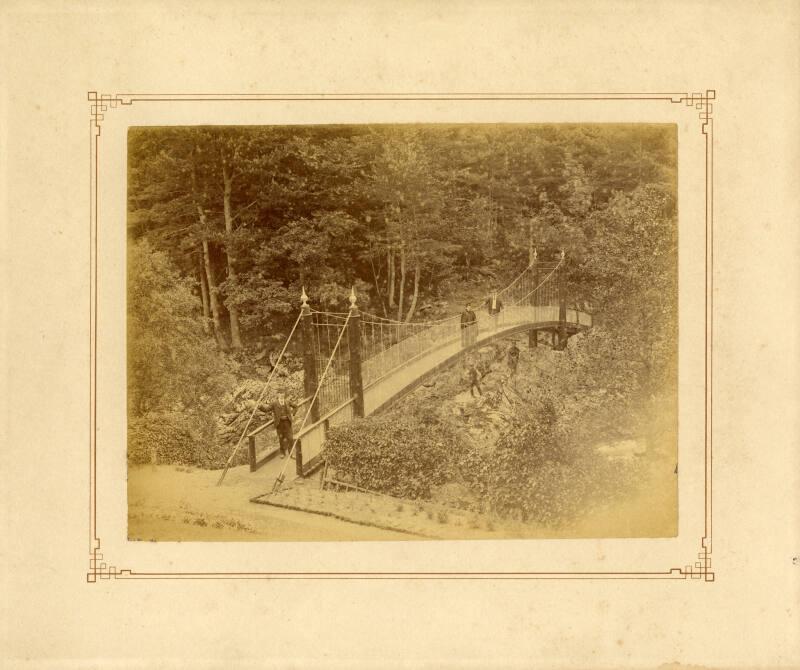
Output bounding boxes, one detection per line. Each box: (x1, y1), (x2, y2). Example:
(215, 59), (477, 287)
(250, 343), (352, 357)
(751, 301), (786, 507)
(299, 287), (320, 424)
(528, 248), (539, 349)
(558, 250), (567, 350)
(347, 288), (365, 418)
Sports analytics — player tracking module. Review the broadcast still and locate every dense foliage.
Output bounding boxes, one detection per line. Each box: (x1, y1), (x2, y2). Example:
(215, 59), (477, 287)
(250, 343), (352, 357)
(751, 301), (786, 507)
(481, 333), (650, 524)
(128, 124), (676, 347)
(127, 241), (238, 464)
(324, 332), (650, 526)
(324, 413), (468, 500)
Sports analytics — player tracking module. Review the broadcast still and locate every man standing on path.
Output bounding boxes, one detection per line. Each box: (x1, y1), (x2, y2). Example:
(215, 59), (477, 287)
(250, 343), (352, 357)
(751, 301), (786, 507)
(460, 302), (477, 348)
(467, 360), (483, 398)
(507, 340), (520, 387)
(272, 391), (296, 459)
(485, 289), (503, 331)
(507, 340), (520, 369)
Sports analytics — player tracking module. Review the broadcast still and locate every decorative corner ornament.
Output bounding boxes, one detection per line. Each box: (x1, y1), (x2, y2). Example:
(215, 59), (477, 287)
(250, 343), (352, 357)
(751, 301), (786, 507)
(300, 286), (309, 308)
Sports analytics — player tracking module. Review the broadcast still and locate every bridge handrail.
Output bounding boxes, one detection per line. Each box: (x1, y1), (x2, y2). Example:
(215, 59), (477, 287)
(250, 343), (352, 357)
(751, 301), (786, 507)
(294, 396), (355, 441)
(361, 305), (591, 391)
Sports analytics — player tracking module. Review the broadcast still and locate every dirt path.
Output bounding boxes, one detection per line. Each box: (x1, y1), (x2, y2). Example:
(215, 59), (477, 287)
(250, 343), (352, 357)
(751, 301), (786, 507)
(127, 462), (410, 541)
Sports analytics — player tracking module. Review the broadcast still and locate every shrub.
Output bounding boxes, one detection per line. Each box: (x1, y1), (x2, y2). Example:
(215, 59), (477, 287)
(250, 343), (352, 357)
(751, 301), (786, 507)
(484, 397), (644, 525)
(323, 412), (466, 500)
(128, 410), (231, 468)
(128, 411), (193, 465)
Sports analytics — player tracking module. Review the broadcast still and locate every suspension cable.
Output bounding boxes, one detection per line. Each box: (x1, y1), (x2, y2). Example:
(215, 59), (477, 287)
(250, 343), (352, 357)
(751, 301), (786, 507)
(515, 256), (564, 305)
(216, 310), (303, 486)
(497, 260), (534, 299)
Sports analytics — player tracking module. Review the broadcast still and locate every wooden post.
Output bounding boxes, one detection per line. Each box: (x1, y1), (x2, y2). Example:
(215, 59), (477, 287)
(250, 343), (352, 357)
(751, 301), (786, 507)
(558, 251), (567, 350)
(300, 288), (320, 423)
(248, 435), (256, 472)
(528, 328), (538, 349)
(295, 441), (303, 476)
(347, 288), (365, 418)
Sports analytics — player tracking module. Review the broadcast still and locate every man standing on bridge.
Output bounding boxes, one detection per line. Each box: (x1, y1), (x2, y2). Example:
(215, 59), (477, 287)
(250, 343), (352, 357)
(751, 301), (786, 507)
(485, 289), (503, 331)
(272, 391), (296, 459)
(460, 302), (477, 348)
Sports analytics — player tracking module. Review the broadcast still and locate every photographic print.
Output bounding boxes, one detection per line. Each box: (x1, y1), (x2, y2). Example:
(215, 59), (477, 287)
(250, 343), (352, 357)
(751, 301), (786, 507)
(7, 0), (800, 666)
(126, 123), (678, 542)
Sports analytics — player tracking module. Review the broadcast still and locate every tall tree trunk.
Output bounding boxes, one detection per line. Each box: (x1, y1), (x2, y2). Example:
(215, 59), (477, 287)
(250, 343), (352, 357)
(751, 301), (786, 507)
(396, 243), (406, 321)
(191, 146), (226, 349)
(368, 253), (388, 317)
(404, 259), (421, 322)
(201, 237), (226, 349)
(387, 247), (396, 308)
(197, 254), (210, 333)
(221, 160), (243, 350)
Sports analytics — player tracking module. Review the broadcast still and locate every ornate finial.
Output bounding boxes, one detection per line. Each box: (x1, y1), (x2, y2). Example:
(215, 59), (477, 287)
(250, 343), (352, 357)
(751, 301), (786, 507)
(349, 286), (357, 309)
(533, 247), (538, 261)
(560, 249), (566, 260)
(300, 286), (309, 308)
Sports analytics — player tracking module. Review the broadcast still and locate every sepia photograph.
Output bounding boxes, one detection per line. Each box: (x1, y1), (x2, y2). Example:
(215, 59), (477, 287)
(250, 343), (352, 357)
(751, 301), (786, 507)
(126, 123), (678, 542)
(4, 0), (800, 666)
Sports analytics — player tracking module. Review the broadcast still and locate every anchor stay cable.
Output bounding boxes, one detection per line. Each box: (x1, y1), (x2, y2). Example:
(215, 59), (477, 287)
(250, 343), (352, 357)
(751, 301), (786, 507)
(272, 310), (353, 494)
(216, 310), (303, 486)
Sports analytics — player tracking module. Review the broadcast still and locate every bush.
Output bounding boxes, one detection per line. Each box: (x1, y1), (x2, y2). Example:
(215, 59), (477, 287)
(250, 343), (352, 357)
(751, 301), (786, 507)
(128, 411), (232, 468)
(323, 412), (467, 500)
(323, 324), (653, 528)
(484, 398), (644, 525)
(128, 240), (237, 419)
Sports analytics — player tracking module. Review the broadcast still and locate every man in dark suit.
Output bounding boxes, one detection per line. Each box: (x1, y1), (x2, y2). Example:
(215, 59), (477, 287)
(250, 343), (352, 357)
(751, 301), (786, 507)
(272, 392), (296, 458)
(485, 289), (504, 331)
(467, 360), (482, 397)
(507, 340), (520, 387)
(460, 303), (477, 348)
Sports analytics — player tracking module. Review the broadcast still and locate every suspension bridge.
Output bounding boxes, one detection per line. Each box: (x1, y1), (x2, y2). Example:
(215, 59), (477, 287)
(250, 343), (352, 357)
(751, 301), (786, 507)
(217, 252), (592, 491)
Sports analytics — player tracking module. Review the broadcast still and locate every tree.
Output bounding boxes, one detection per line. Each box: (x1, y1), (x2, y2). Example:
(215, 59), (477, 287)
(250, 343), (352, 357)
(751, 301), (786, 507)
(368, 129), (460, 321)
(128, 123), (677, 343)
(127, 239), (236, 417)
(128, 128), (231, 348)
(580, 184), (677, 382)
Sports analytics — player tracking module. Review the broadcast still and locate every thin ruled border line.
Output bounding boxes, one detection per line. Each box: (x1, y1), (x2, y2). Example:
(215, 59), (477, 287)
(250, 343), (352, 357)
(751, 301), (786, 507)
(87, 91), (714, 582)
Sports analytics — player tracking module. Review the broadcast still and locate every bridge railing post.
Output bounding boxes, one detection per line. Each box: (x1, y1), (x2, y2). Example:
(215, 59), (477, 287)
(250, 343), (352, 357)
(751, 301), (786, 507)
(347, 288), (365, 418)
(300, 288), (320, 424)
